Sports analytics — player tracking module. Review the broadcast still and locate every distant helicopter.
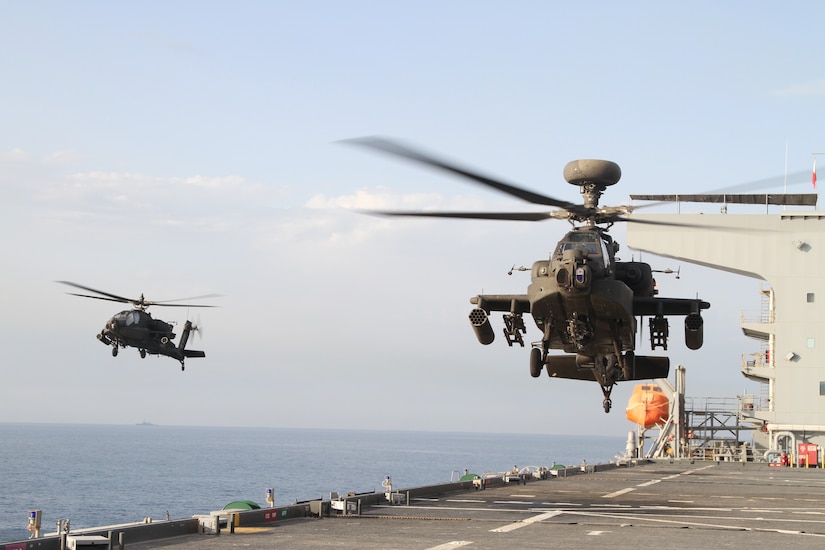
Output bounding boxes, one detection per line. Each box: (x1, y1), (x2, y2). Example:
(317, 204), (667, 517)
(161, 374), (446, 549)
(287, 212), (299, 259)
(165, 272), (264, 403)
(58, 281), (217, 370)
(345, 138), (710, 412)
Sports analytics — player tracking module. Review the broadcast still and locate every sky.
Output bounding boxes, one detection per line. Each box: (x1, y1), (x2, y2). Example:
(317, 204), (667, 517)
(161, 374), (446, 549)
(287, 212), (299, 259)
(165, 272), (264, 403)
(1, 1), (823, 436)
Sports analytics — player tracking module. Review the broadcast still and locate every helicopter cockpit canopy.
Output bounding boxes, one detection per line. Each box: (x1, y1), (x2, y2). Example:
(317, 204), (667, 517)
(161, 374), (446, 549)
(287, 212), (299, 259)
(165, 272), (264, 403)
(555, 231), (610, 266)
(112, 310), (140, 326)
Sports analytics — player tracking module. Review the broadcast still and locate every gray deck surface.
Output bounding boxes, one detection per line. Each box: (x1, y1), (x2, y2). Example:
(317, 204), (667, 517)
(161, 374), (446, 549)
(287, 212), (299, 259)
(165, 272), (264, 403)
(130, 461), (825, 549)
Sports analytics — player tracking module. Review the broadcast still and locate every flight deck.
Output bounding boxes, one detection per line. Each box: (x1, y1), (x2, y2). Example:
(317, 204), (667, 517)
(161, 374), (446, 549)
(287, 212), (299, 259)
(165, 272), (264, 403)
(117, 460), (825, 550)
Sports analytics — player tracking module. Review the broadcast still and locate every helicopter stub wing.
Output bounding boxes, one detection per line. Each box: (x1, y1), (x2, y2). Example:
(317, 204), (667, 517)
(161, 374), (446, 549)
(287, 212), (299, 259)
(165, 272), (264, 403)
(632, 296), (709, 317)
(469, 294), (530, 313)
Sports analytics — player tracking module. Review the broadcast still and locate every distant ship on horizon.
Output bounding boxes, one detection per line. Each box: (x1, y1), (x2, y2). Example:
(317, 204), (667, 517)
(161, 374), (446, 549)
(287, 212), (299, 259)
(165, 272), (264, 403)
(136, 420), (156, 426)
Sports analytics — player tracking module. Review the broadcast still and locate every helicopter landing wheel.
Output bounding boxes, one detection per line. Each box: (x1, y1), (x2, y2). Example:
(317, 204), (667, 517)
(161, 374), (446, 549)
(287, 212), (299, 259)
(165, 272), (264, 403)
(180, 363), (185, 372)
(112, 346), (118, 357)
(529, 348), (543, 378)
(603, 398), (612, 413)
(140, 349), (146, 359)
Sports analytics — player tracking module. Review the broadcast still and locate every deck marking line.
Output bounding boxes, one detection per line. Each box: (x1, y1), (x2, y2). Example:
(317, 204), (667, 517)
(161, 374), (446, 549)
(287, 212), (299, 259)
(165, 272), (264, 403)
(571, 510), (825, 538)
(680, 465), (715, 475)
(490, 511), (562, 533)
(426, 541), (474, 549)
(603, 487), (635, 498)
(637, 479), (661, 487)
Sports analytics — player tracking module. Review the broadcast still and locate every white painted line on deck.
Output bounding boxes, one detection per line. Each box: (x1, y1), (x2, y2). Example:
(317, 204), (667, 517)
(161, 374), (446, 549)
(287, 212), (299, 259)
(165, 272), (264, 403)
(604, 464), (715, 499)
(490, 511), (562, 533)
(602, 487), (635, 498)
(426, 541), (474, 549)
(680, 464), (716, 475)
(637, 479), (661, 487)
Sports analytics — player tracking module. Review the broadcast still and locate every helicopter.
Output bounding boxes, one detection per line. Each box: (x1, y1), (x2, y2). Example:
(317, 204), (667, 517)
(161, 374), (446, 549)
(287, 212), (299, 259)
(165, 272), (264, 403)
(58, 281), (217, 371)
(345, 137), (710, 413)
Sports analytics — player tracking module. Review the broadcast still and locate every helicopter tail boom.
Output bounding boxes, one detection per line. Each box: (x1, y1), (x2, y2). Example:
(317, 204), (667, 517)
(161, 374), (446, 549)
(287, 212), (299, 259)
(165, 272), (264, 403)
(177, 320), (205, 359)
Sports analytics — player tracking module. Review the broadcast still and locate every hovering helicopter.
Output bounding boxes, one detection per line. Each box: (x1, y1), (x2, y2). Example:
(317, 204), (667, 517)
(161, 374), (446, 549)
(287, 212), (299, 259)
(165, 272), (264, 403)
(58, 281), (217, 370)
(345, 138), (710, 413)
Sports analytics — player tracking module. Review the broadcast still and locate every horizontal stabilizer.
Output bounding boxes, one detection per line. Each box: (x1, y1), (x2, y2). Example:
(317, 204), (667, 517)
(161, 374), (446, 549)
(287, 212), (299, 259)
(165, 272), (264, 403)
(545, 354), (669, 381)
(183, 350), (205, 358)
(545, 355), (595, 381)
(628, 355), (670, 380)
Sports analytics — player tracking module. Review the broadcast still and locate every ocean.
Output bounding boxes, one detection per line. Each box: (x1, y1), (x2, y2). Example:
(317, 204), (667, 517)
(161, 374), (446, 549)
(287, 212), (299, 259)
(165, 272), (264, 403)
(0, 423), (624, 543)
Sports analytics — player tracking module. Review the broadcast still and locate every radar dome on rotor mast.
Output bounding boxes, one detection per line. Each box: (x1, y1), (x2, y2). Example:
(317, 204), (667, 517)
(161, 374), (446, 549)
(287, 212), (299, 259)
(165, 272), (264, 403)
(563, 159), (622, 187)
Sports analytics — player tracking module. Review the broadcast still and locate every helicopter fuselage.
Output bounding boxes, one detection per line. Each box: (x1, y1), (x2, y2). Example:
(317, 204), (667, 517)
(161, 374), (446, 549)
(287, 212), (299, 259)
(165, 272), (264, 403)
(98, 309), (177, 351)
(468, 226), (706, 412)
(528, 228), (636, 358)
(343, 138), (711, 413)
(59, 281), (212, 370)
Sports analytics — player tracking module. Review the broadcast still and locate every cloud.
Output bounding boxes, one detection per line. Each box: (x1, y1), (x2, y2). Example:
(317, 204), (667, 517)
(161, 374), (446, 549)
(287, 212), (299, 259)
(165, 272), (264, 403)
(772, 78), (825, 97)
(305, 187), (490, 211)
(0, 147), (33, 161)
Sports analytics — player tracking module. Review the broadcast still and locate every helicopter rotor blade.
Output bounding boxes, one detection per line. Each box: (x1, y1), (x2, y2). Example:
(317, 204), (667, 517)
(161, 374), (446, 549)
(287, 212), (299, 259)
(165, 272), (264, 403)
(153, 294), (222, 308)
(58, 281), (219, 309)
(150, 302), (218, 308)
(360, 210), (565, 222)
(64, 292), (133, 304)
(191, 314), (204, 341)
(619, 215), (770, 232)
(342, 136), (583, 211)
(57, 281), (134, 304)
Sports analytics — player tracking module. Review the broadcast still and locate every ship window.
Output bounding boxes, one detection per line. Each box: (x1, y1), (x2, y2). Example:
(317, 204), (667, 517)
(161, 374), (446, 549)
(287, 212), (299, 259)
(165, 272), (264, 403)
(807, 293), (815, 303)
(807, 338), (815, 349)
(820, 382), (825, 396)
